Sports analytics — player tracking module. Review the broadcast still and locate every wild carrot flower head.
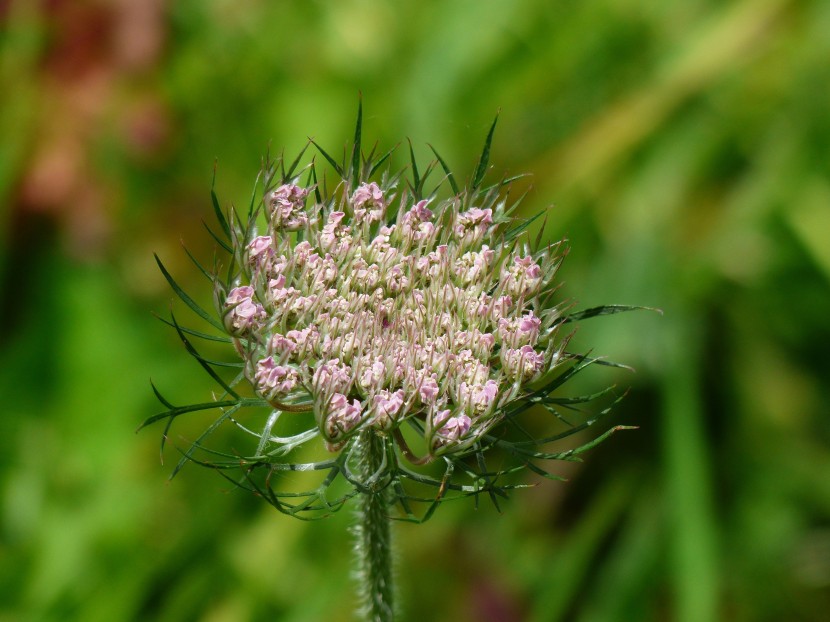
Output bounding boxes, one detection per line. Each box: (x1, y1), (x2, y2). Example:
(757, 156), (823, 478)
(145, 105), (640, 520)
(223, 169), (565, 456)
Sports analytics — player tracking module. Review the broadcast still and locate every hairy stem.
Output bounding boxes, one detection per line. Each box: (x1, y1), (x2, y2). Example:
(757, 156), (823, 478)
(354, 430), (395, 622)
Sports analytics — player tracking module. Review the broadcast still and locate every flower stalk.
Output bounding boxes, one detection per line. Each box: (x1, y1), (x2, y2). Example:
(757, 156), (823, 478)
(354, 430), (395, 622)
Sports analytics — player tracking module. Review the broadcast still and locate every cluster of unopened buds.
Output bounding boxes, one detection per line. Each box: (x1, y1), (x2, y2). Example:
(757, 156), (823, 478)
(219, 176), (564, 460)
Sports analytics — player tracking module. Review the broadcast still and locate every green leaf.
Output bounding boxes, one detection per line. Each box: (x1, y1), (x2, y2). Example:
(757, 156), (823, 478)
(211, 164), (231, 238)
(311, 140), (344, 177)
(182, 243), (214, 282)
(351, 95), (362, 187)
(368, 144), (397, 178)
(152, 312), (231, 343)
(202, 221), (233, 254)
(428, 144), (459, 195)
(149, 380), (175, 410)
(407, 138), (420, 196)
(154, 254), (224, 331)
(248, 168), (263, 219)
(504, 210), (545, 243)
(171, 311), (240, 398)
(285, 141), (311, 181)
(170, 403), (243, 479)
(560, 305), (662, 325)
(552, 425), (637, 460)
(139, 399), (243, 430)
(501, 172), (532, 186)
(473, 112), (499, 189)
(309, 160), (323, 205)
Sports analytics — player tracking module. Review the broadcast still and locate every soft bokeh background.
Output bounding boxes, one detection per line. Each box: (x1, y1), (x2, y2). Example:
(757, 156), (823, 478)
(2, 0), (829, 620)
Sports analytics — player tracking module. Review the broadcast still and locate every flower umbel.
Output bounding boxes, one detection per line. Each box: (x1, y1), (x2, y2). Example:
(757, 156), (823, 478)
(145, 106), (640, 521)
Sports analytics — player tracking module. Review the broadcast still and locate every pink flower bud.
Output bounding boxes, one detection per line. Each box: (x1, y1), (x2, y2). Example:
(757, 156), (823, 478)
(401, 199), (435, 242)
(319, 212), (351, 255)
(458, 380), (499, 415)
(313, 359), (353, 394)
(498, 310), (541, 347)
(454, 207), (493, 245)
(371, 389), (405, 429)
(503, 255), (543, 297)
(268, 332), (298, 357)
(254, 357), (299, 400)
(266, 183), (309, 231)
(246, 236), (275, 272)
(351, 182), (387, 223)
(326, 393), (363, 438)
(224, 286), (265, 333)
(433, 410), (472, 446)
(418, 377), (440, 403)
(502, 345), (546, 380)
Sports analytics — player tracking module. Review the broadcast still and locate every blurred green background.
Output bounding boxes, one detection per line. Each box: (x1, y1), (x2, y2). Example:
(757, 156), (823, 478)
(2, 0), (829, 620)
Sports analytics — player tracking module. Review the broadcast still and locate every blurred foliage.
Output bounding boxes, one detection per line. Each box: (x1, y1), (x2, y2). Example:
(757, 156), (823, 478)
(1, 0), (829, 620)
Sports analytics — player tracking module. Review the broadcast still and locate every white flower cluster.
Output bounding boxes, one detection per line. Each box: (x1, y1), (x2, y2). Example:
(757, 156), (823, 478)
(222, 180), (561, 456)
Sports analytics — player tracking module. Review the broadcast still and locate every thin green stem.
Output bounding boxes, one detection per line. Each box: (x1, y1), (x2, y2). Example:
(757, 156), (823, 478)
(354, 430), (395, 622)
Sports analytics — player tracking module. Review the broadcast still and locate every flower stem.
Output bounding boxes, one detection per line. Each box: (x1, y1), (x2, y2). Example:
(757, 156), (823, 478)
(354, 429), (395, 622)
